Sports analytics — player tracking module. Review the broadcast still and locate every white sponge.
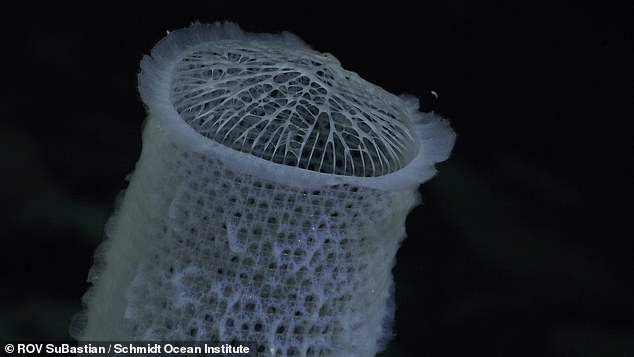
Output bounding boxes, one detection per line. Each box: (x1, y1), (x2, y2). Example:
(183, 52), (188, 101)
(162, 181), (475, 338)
(72, 22), (455, 356)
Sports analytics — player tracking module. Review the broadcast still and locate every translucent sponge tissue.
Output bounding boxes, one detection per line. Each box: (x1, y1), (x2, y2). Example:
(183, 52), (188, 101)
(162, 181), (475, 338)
(71, 22), (455, 356)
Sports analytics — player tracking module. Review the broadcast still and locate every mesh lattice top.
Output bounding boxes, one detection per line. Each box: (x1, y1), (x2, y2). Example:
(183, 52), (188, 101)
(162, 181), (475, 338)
(170, 41), (419, 177)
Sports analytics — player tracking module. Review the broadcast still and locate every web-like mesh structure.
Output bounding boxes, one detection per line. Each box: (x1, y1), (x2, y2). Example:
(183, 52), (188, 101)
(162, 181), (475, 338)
(170, 41), (419, 177)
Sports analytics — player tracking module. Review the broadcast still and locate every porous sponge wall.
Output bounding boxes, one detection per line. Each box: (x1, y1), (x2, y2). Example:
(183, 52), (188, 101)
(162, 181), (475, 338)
(117, 118), (418, 356)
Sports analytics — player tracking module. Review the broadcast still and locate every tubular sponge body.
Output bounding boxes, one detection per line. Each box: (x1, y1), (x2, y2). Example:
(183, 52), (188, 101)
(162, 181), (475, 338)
(72, 22), (455, 356)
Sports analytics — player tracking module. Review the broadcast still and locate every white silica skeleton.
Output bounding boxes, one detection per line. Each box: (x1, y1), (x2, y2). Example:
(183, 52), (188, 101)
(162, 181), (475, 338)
(72, 22), (455, 356)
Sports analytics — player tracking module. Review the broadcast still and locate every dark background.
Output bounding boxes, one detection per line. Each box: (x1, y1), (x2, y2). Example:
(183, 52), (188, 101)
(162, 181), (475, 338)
(1, 1), (632, 356)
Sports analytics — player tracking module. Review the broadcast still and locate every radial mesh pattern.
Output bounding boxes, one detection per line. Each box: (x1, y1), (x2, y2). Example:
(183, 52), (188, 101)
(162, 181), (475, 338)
(170, 41), (419, 177)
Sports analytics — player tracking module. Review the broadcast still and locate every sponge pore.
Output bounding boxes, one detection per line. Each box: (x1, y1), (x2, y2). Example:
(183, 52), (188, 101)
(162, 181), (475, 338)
(170, 41), (418, 177)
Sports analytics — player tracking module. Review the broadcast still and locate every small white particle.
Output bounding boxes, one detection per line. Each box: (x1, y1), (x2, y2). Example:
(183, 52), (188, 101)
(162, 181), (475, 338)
(431, 90), (438, 100)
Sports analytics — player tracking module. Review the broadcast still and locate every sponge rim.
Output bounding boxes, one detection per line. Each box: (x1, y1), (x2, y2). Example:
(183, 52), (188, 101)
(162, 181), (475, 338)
(138, 22), (455, 191)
